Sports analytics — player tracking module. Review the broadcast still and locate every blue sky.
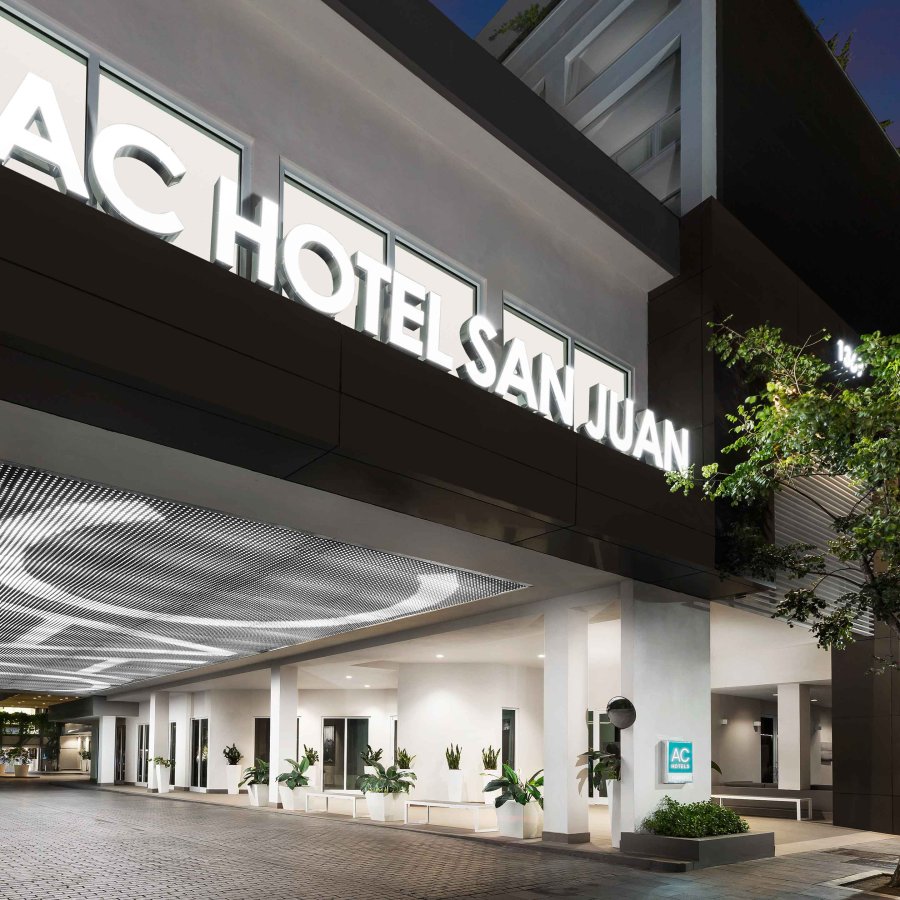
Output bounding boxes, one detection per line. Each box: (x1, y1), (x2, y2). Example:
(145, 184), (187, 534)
(430, 0), (899, 142)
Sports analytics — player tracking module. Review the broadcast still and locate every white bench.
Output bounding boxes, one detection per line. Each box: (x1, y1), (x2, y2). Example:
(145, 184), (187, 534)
(404, 799), (497, 832)
(304, 790), (367, 818)
(712, 794), (812, 821)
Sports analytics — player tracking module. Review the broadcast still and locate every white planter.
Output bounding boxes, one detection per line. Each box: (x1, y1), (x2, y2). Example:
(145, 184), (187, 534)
(607, 779), (621, 848)
(366, 792), (405, 822)
(447, 768), (466, 802)
(481, 770), (499, 806)
(225, 765), (241, 795)
(307, 763), (319, 790)
(81, 759), (90, 773)
(497, 801), (543, 839)
(13, 764), (29, 778)
(246, 783), (266, 806)
(156, 765), (170, 794)
(364, 764), (378, 776)
(278, 784), (308, 811)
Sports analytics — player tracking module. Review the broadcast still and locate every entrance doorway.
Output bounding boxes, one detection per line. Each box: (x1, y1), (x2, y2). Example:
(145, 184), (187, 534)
(168, 722), (176, 786)
(322, 717), (368, 790)
(760, 715), (776, 784)
(190, 718), (208, 789)
(136, 723), (149, 784)
(113, 717), (126, 784)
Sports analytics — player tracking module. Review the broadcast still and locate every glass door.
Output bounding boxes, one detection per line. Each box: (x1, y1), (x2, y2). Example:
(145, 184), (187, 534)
(190, 718), (208, 789)
(322, 717), (368, 790)
(168, 722), (176, 786)
(113, 717), (126, 784)
(136, 723), (149, 784)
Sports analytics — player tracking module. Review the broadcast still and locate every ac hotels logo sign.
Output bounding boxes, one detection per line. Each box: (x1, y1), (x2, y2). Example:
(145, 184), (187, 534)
(0, 69), (690, 473)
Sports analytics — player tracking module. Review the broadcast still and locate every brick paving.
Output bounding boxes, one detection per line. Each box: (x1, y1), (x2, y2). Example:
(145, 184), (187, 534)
(1, 779), (899, 899)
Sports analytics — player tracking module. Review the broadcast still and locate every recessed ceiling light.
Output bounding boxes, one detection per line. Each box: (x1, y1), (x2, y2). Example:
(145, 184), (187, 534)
(435, 654), (444, 659)
(345, 675), (352, 679)
(364, 684), (370, 688)
(537, 654), (545, 659)
(811, 698), (818, 702)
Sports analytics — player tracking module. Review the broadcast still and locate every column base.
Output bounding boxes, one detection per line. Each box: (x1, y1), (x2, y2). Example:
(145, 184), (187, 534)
(542, 831), (591, 844)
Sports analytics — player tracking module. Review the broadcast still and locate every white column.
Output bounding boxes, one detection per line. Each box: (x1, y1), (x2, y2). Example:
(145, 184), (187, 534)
(777, 683), (810, 790)
(269, 664), (299, 806)
(97, 716), (116, 785)
(620, 584), (711, 846)
(146, 692), (169, 792)
(542, 602), (590, 843)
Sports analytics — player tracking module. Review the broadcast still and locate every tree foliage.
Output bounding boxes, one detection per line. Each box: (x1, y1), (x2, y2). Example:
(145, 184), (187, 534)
(488, 3), (551, 43)
(667, 323), (900, 662)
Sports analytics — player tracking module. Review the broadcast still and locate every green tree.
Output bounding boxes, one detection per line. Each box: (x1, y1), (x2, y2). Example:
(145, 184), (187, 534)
(488, 3), (552, 44)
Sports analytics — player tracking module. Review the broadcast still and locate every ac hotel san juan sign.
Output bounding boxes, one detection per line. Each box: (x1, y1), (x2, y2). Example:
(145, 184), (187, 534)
(0, 48), (690, 474)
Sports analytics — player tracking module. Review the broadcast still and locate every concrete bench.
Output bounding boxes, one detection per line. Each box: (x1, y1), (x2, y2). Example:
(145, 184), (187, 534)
(404, 799), (497, 832)
(712, 794), (812, 821)
(304, 790), (367, 818)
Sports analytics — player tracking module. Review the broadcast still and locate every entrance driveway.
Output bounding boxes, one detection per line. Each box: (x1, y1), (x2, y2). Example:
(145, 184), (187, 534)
(2, 779), (899, 899)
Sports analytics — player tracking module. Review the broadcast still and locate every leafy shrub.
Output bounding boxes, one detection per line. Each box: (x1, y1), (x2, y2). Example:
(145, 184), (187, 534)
(239, 758), (269, 786)
(360, 745), (383, 766)
(222, 743), (243, 765)
(356, 762), (416, 795)
(275, 757), (310, 790)
(303, 744), (319, 765)
(641, 796), (749, 838)
(396, 747), (415, 769)
(481, 745), (500, 769)
(483, 764), (543, 808)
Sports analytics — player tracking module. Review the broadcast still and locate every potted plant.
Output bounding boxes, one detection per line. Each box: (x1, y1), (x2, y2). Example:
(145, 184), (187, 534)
(590, 741), (621, 846)
(151, 755), (171, 794)
(360, 744), (383, 775)
(276, 757), (311, 811)
(357, 761), (416, 821)
(239, 758), (269, 807)
(4, 751), (30, 778)
(445, 743), (465, 802)
(79, 748), (91, 773)
(395, 747), (415, 774)
(222, 744), (243, 795)
(481, 745), (501, 806)
(484, 764), (544, 839)
(620, 796), (774, 868)
(302, 745), (320, 789)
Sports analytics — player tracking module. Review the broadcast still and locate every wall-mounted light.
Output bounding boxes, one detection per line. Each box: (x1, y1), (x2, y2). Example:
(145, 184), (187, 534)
(719, 718), (729, 726)
(753, 721), (762, 732)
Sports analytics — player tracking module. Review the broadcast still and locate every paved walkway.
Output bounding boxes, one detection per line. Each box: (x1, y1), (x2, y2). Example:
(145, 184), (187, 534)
(2, 779), (899, 899)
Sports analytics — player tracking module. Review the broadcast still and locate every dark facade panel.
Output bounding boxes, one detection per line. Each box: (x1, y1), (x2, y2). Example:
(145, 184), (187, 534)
(717, 0), (900, 334)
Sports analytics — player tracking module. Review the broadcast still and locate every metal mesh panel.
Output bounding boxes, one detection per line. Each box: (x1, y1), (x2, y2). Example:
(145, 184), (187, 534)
(0, 463), (526, 694)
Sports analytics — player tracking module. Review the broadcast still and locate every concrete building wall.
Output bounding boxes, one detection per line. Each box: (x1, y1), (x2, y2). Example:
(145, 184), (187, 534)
(710, 694), (762, 786)
(397, 663), (543, 802)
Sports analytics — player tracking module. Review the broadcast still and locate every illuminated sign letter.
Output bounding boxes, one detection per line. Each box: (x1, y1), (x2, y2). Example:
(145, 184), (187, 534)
(579, 383), (609, 442)
(458, 315), (498, 388)
(422, 292), (454, 372)
(493, 338), (538, 411)
(534, 354), (574, 427)
(89, 123), (186, 240)
(663, 420), (690, 473)
(387, 272), (427, 357)
(353, 251), (391, 337)
(605, 391), (635, 453)
(632, 409), (663, 468)
(211, 175), (278, 288)
(280, 223), (354, 316)
(0, 72), (88, 199)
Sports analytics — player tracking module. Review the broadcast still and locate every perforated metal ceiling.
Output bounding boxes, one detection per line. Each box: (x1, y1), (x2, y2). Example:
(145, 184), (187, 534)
(0, 464), (525, 695)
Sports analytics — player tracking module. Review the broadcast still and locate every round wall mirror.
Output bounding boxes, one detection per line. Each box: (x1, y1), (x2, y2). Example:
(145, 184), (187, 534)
(607, 696), (636, 729)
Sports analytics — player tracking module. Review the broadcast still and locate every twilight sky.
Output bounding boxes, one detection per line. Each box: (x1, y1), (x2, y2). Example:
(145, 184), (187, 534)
(430, 0), (900, 142)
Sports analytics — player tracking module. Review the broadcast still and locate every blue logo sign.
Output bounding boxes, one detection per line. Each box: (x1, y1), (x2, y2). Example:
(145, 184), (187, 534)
(661, 739), (694, 783)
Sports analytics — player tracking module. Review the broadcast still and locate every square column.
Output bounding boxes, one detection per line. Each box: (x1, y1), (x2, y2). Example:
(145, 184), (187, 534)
(620, 584), (711, 846)
(97, 716), (116, 785)
(543, 603), (590, 843)
(147, 692), (170, 792)
(777, 683), (810, 789)
(269, 664), (299, 806)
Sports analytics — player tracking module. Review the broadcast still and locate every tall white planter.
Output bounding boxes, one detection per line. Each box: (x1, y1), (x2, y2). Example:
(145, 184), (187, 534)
(447, 769), (466, 802)
(307, 763), (320, 790)
(278, 784), (308, 811)
(607, 779), (621, 848)
(155, 765), (170, 794)
(246, 783), (265, 807)
(366, 792), (405, 822)
(481, 770), (499, 806)
(497, 801), (543, 839)
(225, 765), (241, 795)
(13, 764), (29, 778)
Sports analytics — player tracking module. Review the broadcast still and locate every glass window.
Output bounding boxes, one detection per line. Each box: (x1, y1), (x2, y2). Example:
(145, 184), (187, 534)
(97, 72), (241, 262)
(502, 708), (516, 769)
(0, 10), (87, 193)
(574, 345), (629, 430)
(282, 178), (388, 330)
(394, 243), (477, 374)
